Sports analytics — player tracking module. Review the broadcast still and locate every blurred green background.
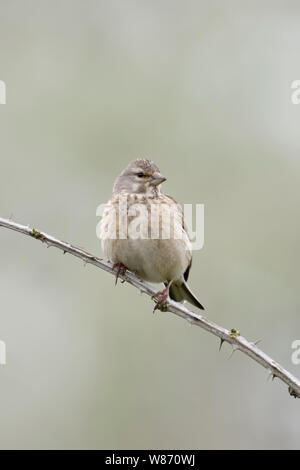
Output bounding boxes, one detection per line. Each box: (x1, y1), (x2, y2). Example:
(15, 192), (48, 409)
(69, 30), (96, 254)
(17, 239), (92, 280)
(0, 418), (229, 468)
(0, 0), (300, 450)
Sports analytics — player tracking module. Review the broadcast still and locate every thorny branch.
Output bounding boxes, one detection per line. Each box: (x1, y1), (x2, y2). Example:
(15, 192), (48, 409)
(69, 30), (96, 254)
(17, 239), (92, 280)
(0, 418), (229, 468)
(0, 216), (299, 398)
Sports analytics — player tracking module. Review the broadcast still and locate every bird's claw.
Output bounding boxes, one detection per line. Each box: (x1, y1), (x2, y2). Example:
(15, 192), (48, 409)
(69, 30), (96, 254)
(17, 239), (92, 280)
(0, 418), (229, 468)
(152, 287), (170, 312)
(113, 263), (127, 285)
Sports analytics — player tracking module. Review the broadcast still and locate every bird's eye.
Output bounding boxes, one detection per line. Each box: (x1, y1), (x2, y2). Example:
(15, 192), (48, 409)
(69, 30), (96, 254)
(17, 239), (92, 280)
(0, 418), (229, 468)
(136, 172), (145, 178)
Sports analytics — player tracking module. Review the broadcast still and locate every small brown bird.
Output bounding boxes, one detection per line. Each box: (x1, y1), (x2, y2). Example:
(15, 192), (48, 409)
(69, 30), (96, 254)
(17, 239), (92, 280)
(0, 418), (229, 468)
(100, 159), (204, 311)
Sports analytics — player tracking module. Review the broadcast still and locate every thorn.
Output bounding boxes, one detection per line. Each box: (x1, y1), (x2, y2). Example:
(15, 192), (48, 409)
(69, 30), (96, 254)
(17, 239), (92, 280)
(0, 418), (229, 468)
(252, 339), (262, 346)
(228, 344), (238, 360)
(219, 338), (225, 352)
(228, 349), (235, 360)
(63, 250), (67, 255)
(267, 370), (273, 381)
(267, 371), (277, 382)
(9, 213), (14, 221)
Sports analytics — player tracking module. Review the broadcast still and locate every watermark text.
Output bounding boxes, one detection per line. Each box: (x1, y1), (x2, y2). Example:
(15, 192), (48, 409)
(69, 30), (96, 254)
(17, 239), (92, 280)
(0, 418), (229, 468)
(0, 340), (6, 365)
(291, 340), (300, 365)
(0, 80), (6, 104)
(96, 197), (204, 251)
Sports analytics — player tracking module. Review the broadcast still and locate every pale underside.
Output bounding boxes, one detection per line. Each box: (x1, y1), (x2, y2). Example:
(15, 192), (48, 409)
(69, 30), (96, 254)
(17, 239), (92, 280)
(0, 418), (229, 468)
(100, 193), (192, 283)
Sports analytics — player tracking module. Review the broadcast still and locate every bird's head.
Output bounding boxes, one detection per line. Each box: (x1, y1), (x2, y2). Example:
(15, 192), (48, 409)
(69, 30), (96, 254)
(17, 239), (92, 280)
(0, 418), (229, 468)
(113, 159), (166, 196)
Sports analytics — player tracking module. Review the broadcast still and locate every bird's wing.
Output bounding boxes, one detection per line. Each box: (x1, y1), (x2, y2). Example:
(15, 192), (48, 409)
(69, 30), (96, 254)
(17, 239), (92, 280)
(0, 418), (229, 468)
(165, 194), (189, 234)
(165, 194), (192, 282)
(183, 260), (192, 282)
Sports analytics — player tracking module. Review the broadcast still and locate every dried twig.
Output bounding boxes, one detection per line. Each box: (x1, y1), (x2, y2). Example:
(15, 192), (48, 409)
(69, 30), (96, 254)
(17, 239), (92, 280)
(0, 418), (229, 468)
(0, 216), (299, 398)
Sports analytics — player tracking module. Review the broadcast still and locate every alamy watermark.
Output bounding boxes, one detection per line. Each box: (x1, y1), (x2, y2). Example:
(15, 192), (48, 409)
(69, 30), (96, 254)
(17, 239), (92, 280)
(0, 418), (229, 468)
(96, 197), (204, 251)
(0, 81), (6, 362)
(291, 80), (300, 104)
(0, 340), (6, 365)
(291, 340), (300, 365)
(0, 80), (6, 104)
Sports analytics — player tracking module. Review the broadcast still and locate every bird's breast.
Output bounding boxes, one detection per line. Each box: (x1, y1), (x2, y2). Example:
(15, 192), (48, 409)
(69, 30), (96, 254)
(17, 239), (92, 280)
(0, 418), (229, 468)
(100, 193), (192, 283)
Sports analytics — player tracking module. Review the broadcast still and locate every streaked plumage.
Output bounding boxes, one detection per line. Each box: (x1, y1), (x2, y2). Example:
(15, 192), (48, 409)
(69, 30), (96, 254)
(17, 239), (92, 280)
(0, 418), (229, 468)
(100, 159), (204, 310)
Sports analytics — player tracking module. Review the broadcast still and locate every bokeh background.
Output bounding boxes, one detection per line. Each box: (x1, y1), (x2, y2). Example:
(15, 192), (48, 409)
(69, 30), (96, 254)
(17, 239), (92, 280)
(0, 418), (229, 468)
(0, 0), (300, 450)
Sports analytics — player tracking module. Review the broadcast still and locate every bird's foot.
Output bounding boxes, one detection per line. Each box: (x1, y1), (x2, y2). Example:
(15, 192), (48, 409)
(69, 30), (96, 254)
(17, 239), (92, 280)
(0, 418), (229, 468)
(152, 284), (170, 312)
(113, 263), (127, 285)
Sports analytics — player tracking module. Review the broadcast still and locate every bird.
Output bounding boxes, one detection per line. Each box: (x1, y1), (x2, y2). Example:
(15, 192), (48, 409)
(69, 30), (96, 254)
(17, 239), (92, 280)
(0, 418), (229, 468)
(100, 159), (204, 311)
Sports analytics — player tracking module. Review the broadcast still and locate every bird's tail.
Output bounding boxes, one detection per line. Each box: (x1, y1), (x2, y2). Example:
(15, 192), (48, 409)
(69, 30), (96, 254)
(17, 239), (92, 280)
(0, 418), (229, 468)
(168, 280), (204, 310)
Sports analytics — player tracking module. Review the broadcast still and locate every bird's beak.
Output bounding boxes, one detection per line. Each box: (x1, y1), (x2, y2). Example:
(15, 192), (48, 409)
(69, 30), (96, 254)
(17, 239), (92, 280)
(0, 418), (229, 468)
(151, 173), (167, 186)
